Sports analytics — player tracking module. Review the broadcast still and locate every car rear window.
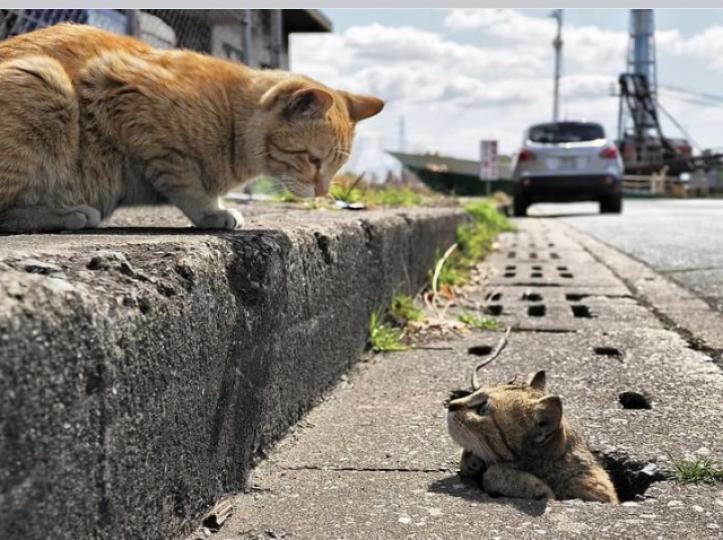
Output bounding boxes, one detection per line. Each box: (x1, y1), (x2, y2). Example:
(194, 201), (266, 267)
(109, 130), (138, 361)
(528, 123), (605, 143)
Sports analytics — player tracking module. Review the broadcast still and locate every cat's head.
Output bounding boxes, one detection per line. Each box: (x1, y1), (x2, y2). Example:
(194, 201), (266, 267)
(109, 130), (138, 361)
(255, 76), (383, 197)
(446, 371), (566, 466)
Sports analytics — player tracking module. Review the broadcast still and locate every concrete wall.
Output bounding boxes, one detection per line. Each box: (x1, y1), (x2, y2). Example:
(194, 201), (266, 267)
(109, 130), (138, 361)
(0, 206), (465, 539)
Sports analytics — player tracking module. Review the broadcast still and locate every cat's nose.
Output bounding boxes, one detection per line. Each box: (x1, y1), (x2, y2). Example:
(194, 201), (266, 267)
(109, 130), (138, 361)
(445, 388), (472, 410)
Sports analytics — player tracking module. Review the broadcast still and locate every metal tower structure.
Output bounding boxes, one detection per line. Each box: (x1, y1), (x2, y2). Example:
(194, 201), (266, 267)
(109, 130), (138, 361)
(618, 9), (658, 142)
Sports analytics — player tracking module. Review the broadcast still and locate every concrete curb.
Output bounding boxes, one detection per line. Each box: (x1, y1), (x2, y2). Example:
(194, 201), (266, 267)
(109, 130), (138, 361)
(0, 204), (466, 540)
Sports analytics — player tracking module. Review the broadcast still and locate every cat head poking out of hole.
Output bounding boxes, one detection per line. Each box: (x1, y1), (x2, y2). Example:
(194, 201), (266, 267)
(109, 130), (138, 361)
(446, 371), (561, 466)
(257, 76), (384, 197)
(446, 371), (618, 502)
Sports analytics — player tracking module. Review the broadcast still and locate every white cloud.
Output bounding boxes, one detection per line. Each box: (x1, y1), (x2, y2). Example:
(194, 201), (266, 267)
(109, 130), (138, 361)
(289, 10), (723, 169)
(444, 9), (627, 73)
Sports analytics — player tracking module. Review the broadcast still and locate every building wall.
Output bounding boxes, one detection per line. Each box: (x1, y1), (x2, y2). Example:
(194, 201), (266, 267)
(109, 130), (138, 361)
(0, 9), (302, 70)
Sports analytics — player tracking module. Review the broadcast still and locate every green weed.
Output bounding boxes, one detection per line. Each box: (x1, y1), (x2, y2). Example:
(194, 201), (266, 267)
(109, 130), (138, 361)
(368, 308), (409, 352)
(672, 457), (723, 484)
(433, 200), (514, 288)
(388, 293), (423, 325)
(458, 311), (503, 331)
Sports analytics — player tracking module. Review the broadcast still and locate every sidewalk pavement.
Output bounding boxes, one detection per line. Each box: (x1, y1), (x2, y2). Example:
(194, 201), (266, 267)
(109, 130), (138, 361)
(204, 218), (723, 540)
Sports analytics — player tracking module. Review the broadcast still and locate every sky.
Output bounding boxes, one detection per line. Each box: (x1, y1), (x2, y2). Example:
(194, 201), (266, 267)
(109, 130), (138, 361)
(289, 9), (723, 177)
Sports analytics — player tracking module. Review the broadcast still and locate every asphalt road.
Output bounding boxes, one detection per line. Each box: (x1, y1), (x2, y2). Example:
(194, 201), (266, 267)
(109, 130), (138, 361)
(528, 198), (723, 313)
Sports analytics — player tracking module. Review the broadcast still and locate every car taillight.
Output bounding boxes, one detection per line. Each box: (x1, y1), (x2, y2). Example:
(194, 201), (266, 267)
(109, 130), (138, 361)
(518, 149), (536, 162)
(599, 145), (619, 159)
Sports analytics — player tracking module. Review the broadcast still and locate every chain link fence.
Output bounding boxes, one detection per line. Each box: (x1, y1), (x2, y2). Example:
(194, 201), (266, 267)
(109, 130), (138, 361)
(0, 9), (272, 66)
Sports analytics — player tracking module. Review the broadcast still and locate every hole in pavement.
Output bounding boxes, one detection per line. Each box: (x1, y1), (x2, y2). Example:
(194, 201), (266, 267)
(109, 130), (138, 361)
(504, 272), (516, 278)
(508, 251), (516, 259)
(550, 253), (560, 259)
(566, 293), (586, 302)
(484, 304), (503, 316)
(593, 450), (665, 502)
(468, 345), (493, 356)
(530, 252), (538, 259)
(619, 391), (651, 409)
(557, 266), (568, 271)
(532, 265), (542, 270)
(548, 242), (555, 247)
(594, 346), (624, 361)
(531, 272), (543, 278)
(560, 272), (574, 279)
(505, 265), (516, 270)
(522, 292), (543, 302)
(527, 305), (546, 317)
(571, 305), (593, 318)
(490, 292), (502, 301)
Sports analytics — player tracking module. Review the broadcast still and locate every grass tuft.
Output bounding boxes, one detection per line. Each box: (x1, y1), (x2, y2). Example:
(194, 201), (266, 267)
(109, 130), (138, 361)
(672, 457), (723, 484)
(432, 200), (514, 288)
(388, 293), (422, 325)
(458, 311), (503, 331)
(368, 308), (409, 352)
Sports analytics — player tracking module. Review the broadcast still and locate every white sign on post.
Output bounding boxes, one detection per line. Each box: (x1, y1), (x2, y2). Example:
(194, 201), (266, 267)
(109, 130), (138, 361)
(479, 140), (499, 180)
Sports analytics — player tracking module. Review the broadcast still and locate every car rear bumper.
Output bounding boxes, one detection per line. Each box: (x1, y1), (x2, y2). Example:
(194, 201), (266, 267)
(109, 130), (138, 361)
(514, 175), (621, 203)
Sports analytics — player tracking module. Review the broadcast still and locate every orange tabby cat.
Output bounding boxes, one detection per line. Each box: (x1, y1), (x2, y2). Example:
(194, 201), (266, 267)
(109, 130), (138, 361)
(0, 23), (383, 232)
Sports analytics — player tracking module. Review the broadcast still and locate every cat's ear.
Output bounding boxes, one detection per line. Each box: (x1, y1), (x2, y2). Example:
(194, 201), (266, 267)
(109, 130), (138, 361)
(526, 370), (546, 391)
(533, 395), (562, 441)
(260, 80), (333, 119)
(285, 88), (334, 119)
(343, 92), (384, 121)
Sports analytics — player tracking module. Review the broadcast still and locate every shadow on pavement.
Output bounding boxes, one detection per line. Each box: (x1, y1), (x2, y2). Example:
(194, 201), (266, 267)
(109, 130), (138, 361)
(427, 474), (549, 517)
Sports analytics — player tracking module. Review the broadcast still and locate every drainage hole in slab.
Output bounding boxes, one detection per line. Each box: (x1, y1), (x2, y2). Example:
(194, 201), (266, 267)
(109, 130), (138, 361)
(504, 272), (516, 278)
(505, 265), (516, 270)
(484, 304), (503, 316)
(566, 293), (586, 302)
(468, 345), (493, 356)
(594, 347), (624, 360)
(508, 251), (516, 259)
(557, 266), (568, 271)
(571, 305), (593, 318)
(490, 292), (502, 301)
(530, 252), (538, 259)
(527, 305), (546, 317)
(531, 272), (543, 278)
(560, 272), (574, 279)
(548, 243), (555, 247)
(532, 265), (543, 270)
(593, 450), (665, 502)
(522, 292), (543, 302)
(619, 391), (651, 409)
(550, 253), (560, 259)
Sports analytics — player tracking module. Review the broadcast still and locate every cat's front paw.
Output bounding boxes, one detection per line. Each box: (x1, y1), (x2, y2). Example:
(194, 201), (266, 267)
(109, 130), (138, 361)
(460, 450), (487, 479)
(196, 209), (244, 230)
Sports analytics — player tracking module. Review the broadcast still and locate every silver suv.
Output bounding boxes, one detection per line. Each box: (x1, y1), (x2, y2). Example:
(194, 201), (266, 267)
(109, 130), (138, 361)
(511, 121), (624, 216)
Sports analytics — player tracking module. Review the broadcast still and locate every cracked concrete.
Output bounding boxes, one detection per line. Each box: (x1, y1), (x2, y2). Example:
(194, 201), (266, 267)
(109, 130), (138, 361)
(206, 218), (723, 540)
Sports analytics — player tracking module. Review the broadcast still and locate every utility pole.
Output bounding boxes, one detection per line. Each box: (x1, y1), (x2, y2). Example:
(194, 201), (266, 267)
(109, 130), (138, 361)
(398, 116), (406, 153)
(551, 9), (563, 122)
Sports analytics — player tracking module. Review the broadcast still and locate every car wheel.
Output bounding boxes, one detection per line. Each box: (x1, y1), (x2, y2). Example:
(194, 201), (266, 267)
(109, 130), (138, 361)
(600, 195), (622, 214)
(513, 196), (528, 217)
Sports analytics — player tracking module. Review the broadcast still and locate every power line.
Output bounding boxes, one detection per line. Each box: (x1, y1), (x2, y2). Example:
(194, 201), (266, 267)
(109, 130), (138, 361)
(659, 84), (723, 106)
(657, 100), (701, 151)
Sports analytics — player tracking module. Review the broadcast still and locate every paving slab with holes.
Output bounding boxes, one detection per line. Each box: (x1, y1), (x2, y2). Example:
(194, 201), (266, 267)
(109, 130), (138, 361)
(201, 218), (723, 540)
